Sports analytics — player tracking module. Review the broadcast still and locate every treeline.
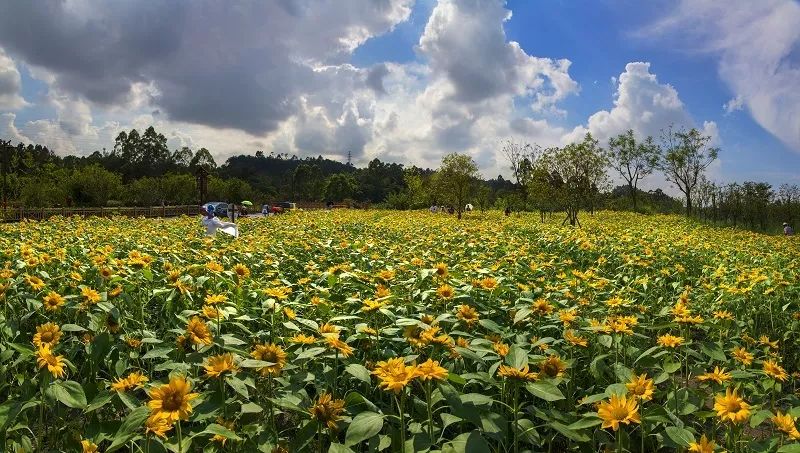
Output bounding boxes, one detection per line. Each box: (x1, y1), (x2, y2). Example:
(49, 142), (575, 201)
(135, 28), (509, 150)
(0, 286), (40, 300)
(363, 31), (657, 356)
(492, 127), (799, 232)
(1, 124), (798, 233)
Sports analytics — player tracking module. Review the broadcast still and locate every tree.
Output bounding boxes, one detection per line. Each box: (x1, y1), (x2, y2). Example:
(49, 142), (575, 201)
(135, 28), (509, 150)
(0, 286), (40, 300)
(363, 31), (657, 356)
(607, 129), (660, 211)
(526, 165), (559, 222)
(434, 153), (480, 219)
(540, 133), (608, 226)
(68, 165), (123, 206)
(660, 126), (719, 216)
(324, 173), (358, 202)
(162, 173), (197, 205)
(172, 147), (194, 171)
(292, 163), (324, 201)
(190, 148), (217, 171)
(500, 139), (532, 187)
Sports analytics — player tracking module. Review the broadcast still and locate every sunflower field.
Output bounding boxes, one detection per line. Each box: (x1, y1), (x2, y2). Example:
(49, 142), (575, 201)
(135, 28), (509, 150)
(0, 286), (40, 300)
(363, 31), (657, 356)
(0, 210), (799, 453)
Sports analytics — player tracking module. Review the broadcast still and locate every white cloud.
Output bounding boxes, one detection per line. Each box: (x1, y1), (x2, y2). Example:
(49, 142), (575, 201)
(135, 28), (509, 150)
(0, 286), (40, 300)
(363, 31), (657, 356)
(723, 95), (744, 114)
(565, 62), (721, 192)
(565, 62), (717, 145)
(0, 113), (31, 143)
(0, 0), (579, 178)
(0, 47), (26, 110)
(645, 0), (800, 153)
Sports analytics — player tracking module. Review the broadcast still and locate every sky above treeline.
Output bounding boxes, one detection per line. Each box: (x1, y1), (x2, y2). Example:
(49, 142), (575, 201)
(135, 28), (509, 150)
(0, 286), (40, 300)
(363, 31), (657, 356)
(0, 0), (799, 188)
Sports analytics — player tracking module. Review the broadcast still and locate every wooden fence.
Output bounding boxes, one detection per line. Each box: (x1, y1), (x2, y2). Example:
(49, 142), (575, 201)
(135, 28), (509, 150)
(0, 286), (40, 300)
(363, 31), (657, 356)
(1, 205), (199, 222)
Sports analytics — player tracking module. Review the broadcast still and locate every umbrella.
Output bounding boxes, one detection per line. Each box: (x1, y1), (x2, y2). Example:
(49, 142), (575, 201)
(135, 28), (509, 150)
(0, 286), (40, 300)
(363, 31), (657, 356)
(241, 201), (253, 206)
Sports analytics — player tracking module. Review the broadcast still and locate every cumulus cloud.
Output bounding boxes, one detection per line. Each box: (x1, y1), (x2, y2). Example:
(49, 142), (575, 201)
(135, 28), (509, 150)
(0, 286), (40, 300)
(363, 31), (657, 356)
(418, 0), (577, 109)
(0, 0), (580, 177)
(723, 95), (745, 114)
(0, 113), (30, 143)
(0, 47), (26, 110)
(0, 0), (413, 135)
(644, 0), (800, 153)
(565, 62), (717, 145)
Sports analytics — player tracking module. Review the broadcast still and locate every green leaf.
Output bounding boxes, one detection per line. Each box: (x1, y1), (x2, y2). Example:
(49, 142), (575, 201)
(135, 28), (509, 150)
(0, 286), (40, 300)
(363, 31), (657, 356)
(513, 308), (531, 324)
(85, 391), (113, 413)
(345, 411), (384, 446)
(226, 375), (250, 399)
(199, 423), (242, 441)
(328, 443), (355, 453)
(478, 319), (502, 333)
(460, 393), (493, 406)
(635, 346), (660, 364)
(241, 402), (263, 414)
(141, 346), (172, 360)
(605, 383), (628, 397)
(60, 323), (87, 332)
(296, 347), (326, 360)
(750, 409), (774, 428)
(598, 335), (613, 348)
(567, 416), (602, 430)
(106, 406), (150, 452)
(665, 426), (695, 447)
(700, 342), (727, 362)
(441, 413), (463, 430)
(526, 382), (565, 402)
(220, 334), (246, 346)
(442, 431), (491, 453)
(663, 361), (681, 373)
(239, 359), (275, 368)
(345, 364), (371, 384)
(447, 373), (466, 386)
(778, 445), (800, 453)
(550, 421), (590, 442)
(50, 381), (88, 409)
(505, 345), (528, 369)
(116, 390), (140, 411)
(8, 342), (35, 357)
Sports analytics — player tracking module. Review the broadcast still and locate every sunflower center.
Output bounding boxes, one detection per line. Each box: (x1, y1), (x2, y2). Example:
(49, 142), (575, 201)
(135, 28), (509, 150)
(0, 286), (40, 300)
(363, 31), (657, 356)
(611, 406), (630, 420)
(162, 391), (184, 411)
(725, 400), (741, 413)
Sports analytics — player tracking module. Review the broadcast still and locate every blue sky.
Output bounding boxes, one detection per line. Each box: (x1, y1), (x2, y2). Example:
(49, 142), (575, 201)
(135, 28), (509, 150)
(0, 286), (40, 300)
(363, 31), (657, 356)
(354, 0), (800, 185)
(1, 0), (799, 187)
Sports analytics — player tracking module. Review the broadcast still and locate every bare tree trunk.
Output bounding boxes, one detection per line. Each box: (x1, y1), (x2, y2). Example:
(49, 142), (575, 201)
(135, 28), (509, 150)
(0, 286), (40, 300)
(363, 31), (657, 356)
(685, 193), (692, 216)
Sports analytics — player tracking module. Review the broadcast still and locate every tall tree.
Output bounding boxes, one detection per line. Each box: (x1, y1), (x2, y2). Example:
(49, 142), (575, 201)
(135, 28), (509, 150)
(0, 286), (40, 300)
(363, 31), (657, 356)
(540, 133), (608, 226)
(292, 163), (324, 201)
(324, 173), (358, 202)
(434, 153), (480, 219)
(607, 129), (660, 211)
(190, 148), (216, 171)
(501, 139), (532, 186)
(660, 127), (719, 215)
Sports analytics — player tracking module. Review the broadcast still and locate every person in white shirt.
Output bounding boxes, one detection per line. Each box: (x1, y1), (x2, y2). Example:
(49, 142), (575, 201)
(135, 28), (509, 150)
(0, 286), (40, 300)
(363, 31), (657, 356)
(201, 205), (238, 237)
(784, 222), (795, 236)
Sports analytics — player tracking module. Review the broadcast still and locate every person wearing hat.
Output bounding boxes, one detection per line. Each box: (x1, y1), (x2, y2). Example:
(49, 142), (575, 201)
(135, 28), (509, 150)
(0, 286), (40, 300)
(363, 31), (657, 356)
(200, 205), (239, 237)
(784, 222), (795, 236)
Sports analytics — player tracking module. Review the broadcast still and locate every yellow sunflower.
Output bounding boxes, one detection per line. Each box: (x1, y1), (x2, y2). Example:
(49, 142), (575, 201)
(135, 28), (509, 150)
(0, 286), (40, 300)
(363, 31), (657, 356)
(597, 394), (641, 431)
(250, 343), (287, 376)
(147, 376), (199, 422)
(309, 392), (345, 430)
(186, 316), (213, 346)
(33, 322), (62, 349)
(713, 387), (750, 424)
(204, 353), (238, 378)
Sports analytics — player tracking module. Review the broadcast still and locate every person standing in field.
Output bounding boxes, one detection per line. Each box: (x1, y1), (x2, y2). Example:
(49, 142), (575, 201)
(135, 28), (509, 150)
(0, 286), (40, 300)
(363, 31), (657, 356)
(784, 222), (795, 236)
(201, 205), (238, 238)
